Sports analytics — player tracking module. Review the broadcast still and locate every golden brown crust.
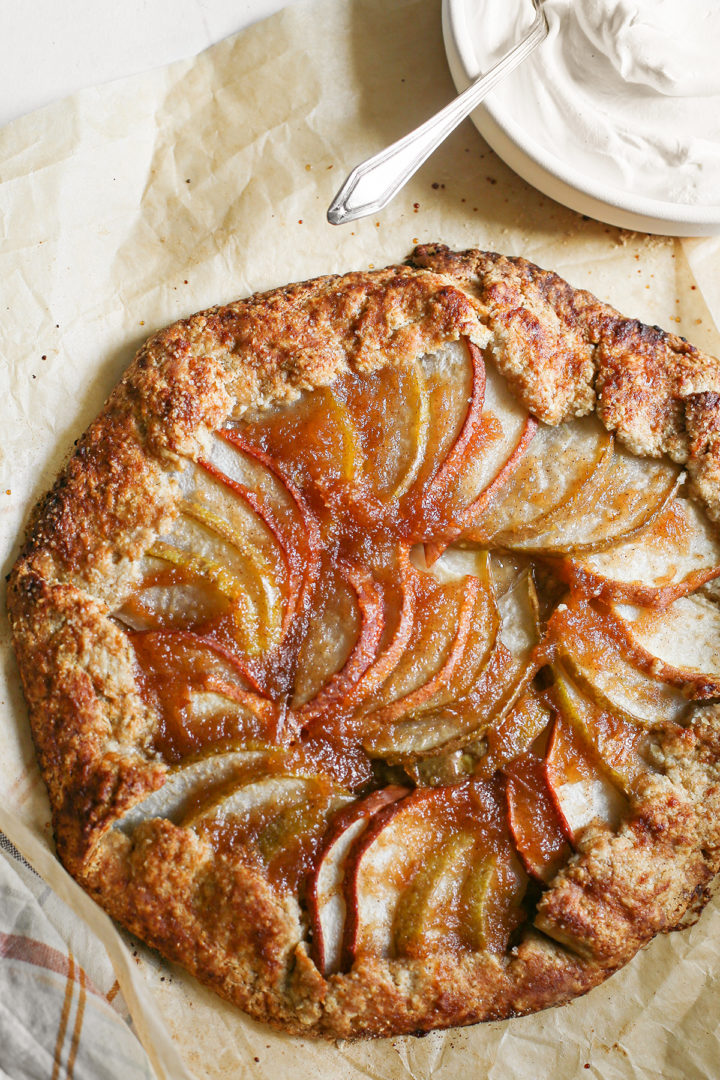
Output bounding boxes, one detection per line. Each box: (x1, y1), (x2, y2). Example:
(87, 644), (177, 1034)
(8, 248), (720, 1039)
(409, 244), (720, 519)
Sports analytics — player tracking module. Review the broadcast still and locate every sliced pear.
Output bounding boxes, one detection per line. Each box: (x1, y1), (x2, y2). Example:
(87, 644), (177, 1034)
(298, 564), (384, 722)
(390, 362), (430, 499)
(547, 596), (689, 726)
(342, 789), (442, 964)
(456, 358), (533, 510)
(219, 430), (324, 641)
(477, 689), (553, 779)
(608, 595), (720, 697)
(544, 712), (628, 842)
(393, 833), (475, 958)
(464, 415), (613, 544)
(343, 780), (523, 965)
(551, 669), (646, 790)
(115, 749), (275, 834)
(307, 786), (410, 975)
(364, 569), (541, 759)
(147, 539), (262, 654)
(505, 748), (572, 883)
(338, 547), (417, 711)
(425, 340), (486, 499)
(507, 444), (681, 556)
(559, 497), (720, 606)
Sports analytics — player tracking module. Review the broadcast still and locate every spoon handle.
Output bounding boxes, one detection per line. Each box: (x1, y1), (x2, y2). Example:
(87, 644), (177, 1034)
(327, 6), (548, 225)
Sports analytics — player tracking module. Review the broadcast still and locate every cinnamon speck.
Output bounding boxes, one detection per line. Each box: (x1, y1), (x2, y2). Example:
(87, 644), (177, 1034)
(41, 355), (47, 360)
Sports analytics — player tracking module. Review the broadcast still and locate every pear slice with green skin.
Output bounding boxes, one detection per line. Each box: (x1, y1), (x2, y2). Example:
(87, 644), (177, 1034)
(550, 668), (648, 791)
(390, 362), (430, 500)
(147, 540), (262, 655)
(546, 595), (690, 727)
(115, 749), (279, 835)
(461, 857), (497, 953)
(555, 496), (720, 607)
(255, 789), (353, 866)
(392, 833), (476, 959)
(181, 773), (327, 830)
(181, 499), (283, 648)
(544, 709), (628, 843)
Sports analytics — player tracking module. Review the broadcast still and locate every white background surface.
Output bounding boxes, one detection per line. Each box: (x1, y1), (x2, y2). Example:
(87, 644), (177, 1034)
(0, 0), (300, 127)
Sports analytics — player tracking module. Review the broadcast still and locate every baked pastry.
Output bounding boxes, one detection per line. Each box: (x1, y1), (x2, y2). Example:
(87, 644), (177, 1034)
(9, 245), (720, 1040)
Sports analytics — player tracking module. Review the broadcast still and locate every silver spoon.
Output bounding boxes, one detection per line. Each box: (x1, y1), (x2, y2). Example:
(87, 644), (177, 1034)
(327, 0), (548, 225)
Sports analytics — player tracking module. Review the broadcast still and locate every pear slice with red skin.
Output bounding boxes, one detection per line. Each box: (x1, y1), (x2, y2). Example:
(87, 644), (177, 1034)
(364, 568), (541, 760)
(342, 780), (524, 967)
(298, 563), (384, 724)
(425, 340), (486, 501)
(425, 415), (537, 566)
(544, 710), (628, 843)
(607, 595), (720, 698)
(455, 358), (535, 513)
(505, 748), (572, 883)
(219, 431), (324, 631)
(555, 496), (720, 607)
(337, 547), (417, 713)
(307, 786), (410, 975)
(198, 456), (302, 640)
(365, 574), (483, 727)
(463, 416), (613, 546)
(545, 595), (690, 726)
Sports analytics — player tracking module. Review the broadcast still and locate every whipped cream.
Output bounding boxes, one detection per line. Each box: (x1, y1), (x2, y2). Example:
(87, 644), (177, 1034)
(469, 0), (720, 205)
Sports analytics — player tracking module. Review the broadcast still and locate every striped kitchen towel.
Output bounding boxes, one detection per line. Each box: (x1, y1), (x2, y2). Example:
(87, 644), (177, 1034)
(0, 832), (155, 1080)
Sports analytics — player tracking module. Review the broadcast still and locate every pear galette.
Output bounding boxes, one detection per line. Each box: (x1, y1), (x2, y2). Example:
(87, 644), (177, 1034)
(9, 245), (720, 1039)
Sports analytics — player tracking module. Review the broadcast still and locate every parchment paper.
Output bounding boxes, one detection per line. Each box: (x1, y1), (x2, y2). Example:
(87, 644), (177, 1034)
(2, 1), (720, 1077)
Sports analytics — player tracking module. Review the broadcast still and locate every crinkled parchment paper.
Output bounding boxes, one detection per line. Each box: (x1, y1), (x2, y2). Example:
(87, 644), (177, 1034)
(2, 1), (720, 1077)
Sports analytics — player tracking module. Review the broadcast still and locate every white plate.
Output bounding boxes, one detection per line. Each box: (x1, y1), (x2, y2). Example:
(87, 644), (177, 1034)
(442, 0), (720, 236)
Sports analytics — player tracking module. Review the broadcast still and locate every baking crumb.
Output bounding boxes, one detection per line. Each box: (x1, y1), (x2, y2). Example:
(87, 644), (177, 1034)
(184, 280), (188, 285)
(432, 182), (440, 189)
(486, 176), (497, 185)
(327, 164), (333, 169)
(41, 354), (47, 360)
(376, 222), (380, 227)
(254, 1058), (260, 1064)
(696, 318), (703, 324)
(5, 490), (11, 495)
(186, 179), (191, 184)
(305, 164), (311, 171)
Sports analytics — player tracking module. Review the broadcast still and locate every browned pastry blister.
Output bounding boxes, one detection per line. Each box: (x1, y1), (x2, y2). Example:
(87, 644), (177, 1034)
(8, 246), (720, 1038)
